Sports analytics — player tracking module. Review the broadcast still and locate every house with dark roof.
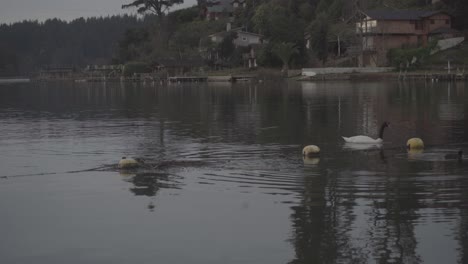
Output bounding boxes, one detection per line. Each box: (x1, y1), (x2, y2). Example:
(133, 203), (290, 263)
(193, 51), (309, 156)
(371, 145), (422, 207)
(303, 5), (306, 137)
(204, 0), (247, 20)
(356, 9), (458, 66)
(206, 23), (266, 68)
(231, 0), (246, 8)
(205, 0), (234, 20)
(208, 26), (266, 47)
(39, 65), (79, 79)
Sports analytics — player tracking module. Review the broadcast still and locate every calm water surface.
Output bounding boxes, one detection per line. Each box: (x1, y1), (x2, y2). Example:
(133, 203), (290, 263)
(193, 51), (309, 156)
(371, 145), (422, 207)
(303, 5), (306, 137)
(1, 80), (468, 264)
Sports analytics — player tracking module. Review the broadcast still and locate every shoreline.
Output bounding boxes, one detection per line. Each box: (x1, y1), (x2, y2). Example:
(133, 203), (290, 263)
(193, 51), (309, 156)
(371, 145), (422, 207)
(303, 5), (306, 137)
(6, 69), (468, 83)
(0, 78), (31, 84)
(295, 71), (468, 82)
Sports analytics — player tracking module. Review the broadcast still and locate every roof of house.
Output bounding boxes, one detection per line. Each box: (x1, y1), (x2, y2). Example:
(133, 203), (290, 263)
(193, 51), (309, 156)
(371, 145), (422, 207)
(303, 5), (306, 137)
(363, 10), (449, 20)
(207, 0), (234, 13)
(209, 28), (264, 38)
(235, 31), (264, 38)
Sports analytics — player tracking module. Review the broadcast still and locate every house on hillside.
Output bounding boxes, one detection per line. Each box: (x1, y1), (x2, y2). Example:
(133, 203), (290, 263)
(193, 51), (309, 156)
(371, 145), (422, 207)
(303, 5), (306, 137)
(207, 23), (266, 68)
(231, 0), (246, 8)
(205, 0), (234, 20)
(204, 0), (246, 20)
(209, 27), (265, 47)
(356, 10), (460, 66)
(38, 65), (79, 79)
(209, 23), (266, 47)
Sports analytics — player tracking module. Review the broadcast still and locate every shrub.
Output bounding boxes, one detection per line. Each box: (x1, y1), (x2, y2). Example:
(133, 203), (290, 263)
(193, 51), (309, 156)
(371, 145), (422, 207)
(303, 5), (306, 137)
(123, 61), (151, 76)
(387, 40), (438, 70)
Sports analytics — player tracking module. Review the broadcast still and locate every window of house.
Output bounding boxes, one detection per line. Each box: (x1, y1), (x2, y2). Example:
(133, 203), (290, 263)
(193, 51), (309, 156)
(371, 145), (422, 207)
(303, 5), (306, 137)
(410, 21), (415, 24)
(415, 21), (423, 30)
(445, 19), (449, 24)
(242, 37), (247, 41)
(357, 20), (377, 33)
(430, 19), (435, 24)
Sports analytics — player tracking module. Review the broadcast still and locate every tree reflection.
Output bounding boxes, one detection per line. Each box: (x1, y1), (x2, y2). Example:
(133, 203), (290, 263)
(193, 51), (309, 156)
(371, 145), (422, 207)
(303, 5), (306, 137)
(461, 208), (468, 264)
(289, 167), (369, 263)
(290, 148), (428, 263)
(108, 80), (468, 261)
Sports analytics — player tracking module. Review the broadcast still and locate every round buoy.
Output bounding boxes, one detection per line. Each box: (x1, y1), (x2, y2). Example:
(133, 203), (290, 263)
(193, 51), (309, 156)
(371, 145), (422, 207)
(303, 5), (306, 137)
(407, 138), (424, 150)
(407, 148), (424, 157)
(118, 157), (139, 169)
(302, 145), (320, 158)
(303, 156), (320, 165)
(119, 171), (136, 177)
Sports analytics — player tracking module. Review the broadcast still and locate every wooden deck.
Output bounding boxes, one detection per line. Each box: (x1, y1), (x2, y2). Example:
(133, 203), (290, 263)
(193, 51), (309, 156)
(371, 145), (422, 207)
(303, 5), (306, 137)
(168, 75), (256, 83)
(168, 76), (207, 83)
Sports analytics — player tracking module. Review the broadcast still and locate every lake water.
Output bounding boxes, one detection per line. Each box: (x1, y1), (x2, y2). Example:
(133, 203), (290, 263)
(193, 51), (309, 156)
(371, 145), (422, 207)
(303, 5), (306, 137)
(0, 80), (467, 264)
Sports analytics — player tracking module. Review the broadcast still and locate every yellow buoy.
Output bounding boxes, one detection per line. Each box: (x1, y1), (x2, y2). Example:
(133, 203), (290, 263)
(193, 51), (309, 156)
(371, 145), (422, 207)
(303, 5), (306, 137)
(119, 171), (136, 177)
(407, 138), (424, 150)
(407, 148), (424, 155)
(303, 156), (320, 165)
(407, 148), (424, 160)
(302, 145), (320, 158)
(118, 157), (139, 169)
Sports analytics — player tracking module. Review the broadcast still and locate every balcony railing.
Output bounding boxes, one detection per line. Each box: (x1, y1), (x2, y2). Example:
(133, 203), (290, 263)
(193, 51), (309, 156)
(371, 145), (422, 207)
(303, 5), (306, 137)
(357, 26), (424, 35)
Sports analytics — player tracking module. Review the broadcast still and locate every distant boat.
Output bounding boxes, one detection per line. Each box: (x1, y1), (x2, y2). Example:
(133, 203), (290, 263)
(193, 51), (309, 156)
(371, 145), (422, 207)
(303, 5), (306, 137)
(0, 78), (30, 84)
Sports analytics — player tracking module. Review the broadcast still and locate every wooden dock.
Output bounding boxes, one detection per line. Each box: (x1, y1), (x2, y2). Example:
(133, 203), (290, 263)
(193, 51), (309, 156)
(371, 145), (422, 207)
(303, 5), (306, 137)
(42, 75), (255, 83)
(168, 74), (256, 83)
(298, 72), (468, 82)
(231, 74), (256, 82)
(168, 76), (207, 83)
(207, 76), (232, 82)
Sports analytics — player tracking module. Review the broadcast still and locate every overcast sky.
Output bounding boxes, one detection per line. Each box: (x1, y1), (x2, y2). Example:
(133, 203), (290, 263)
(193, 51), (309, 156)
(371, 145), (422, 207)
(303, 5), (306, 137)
(0, 0), (197, 24)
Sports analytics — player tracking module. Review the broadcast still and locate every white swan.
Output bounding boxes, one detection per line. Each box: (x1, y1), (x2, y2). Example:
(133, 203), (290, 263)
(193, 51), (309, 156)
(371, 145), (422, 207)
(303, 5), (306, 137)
(342, 122), (389, 144)
(343, 142), (382, 150)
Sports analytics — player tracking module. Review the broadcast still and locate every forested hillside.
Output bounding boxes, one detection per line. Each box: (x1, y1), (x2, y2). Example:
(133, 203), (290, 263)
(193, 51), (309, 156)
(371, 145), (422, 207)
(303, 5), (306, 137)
(0, 15), (150, 76)
(1, 0), (467, 76)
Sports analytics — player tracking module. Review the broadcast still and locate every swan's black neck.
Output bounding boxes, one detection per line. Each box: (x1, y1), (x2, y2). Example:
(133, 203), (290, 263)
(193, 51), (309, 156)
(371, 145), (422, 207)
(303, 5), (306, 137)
(378, 123), (387, 139)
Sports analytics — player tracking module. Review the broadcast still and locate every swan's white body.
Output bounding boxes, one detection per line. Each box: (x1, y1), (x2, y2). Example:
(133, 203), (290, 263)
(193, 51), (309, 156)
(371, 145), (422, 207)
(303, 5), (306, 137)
(342, 136), (383, 144)
(342, 122), (389, 144)
(343, 142), (382, 150)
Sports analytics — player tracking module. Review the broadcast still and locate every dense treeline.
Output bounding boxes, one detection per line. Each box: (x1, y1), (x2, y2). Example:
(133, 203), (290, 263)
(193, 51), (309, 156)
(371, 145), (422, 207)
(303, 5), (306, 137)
(114, 6), (227, 65)
(114, 0), (468, 71)
(0, 15), (151, 76)
(1, 0), (467, 76)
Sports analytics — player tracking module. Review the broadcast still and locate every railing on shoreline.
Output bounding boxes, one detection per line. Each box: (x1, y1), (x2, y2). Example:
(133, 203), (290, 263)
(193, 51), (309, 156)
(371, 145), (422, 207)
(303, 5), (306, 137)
(299, 73), (468, 81)
(397, 72), (468, 81)
(0, 77), (31, 84)
(299, 66), (468, 82)
(33, 74), (257, 83)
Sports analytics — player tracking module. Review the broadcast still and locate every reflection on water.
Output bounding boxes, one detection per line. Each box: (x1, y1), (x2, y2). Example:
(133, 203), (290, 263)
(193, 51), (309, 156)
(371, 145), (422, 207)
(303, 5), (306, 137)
(0, 80), (468, 263)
